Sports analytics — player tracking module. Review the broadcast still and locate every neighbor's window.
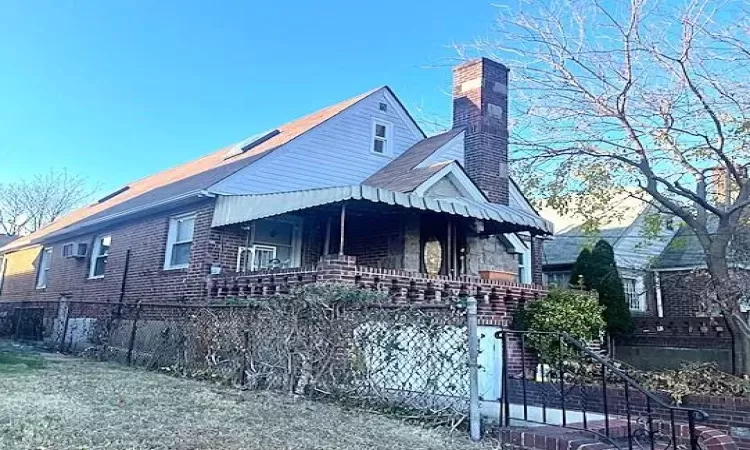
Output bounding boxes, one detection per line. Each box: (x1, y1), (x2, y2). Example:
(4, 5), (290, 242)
(89, 235), (111, 278)
(371, 121), (391, 154)
(0, 255), (6, 294)
(164, 213), (195, 270)
(545, 271), (571, 288)
(624, 277), (646, 312)
(36, 247), (53, 289)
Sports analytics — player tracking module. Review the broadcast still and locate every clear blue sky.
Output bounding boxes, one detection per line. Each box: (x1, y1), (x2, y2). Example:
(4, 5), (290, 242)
(0, 0), (501, 193)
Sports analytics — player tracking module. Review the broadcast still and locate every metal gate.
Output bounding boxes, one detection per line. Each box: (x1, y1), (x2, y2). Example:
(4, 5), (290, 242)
(496, 329), (707, 450)
(13, 307), (44, 341)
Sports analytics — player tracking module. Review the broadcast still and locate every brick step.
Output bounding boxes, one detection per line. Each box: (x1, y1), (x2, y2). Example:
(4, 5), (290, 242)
(500, 418), (737, 450)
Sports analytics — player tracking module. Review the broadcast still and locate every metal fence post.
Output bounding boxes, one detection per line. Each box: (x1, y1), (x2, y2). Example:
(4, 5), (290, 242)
(59, 302), (71, 353)
(240, 329), (249, 386)
(467, 296), (481, 442)
(126, 304), (141, 366)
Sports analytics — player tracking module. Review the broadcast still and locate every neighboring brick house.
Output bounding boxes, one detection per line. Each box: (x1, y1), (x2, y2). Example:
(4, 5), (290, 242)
(0, 58), (551, 309)
(542, 206), (747, 371)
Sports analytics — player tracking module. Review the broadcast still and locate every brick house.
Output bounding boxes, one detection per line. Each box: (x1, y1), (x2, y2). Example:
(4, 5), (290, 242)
(542, 206), (746, 371)
(0, 58), (551, 310)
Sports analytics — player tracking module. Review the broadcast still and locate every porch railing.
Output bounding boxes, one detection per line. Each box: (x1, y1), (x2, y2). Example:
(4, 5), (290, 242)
(204, 255), (547, 312)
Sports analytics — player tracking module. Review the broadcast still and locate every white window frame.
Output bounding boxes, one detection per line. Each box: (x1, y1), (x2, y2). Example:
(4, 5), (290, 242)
(36, 247), (53, 289)
(89, 235), (111, 279)
(517, 252), (530, 284)
(0, 255), (6, 294)
(544, 271), (572, 288)
(371, 119), (392, 156)
(237, 245), (279, 272)
(624, 276), (647, 312)
(164, 212), (196, 270)
(505, 233), (532, 284)
(236, 217), (303, 272)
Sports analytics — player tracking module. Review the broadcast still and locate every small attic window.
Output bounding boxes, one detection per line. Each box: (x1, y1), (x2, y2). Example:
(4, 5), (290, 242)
(97, 186), (129, 203)
(379, 102), (388, 112)
(371, 120), (391, 155)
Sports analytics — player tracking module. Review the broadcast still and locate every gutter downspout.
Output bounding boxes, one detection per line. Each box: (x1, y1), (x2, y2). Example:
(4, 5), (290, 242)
(654, 271), (664, 318)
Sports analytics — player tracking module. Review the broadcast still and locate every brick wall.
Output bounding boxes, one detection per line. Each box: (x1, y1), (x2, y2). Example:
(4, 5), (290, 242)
(452, 58), (510, 205)
(659, 270), (712, 317)
(531, 238), (544, 285)
(344, 213), (405, 269)
(0, 199), (216, 305)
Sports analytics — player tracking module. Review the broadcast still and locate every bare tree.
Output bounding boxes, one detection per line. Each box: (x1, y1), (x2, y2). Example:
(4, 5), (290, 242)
(0, 169), (95, 236)
(460, 0), (750, 371)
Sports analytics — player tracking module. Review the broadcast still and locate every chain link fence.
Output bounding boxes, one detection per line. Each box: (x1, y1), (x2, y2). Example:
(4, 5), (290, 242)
(1, 285), (473, 425)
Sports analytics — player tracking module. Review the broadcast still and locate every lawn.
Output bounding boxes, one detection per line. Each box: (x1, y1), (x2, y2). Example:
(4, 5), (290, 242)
(0, 349), (492, 450)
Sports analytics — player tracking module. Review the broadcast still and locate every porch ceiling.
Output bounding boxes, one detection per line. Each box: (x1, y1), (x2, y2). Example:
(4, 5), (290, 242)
(211, 185), (553, 235)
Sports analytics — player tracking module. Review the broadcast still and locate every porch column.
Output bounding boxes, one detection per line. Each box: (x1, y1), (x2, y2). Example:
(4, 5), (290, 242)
(323, 217), (332, 255)
(338, 203), (346, 256)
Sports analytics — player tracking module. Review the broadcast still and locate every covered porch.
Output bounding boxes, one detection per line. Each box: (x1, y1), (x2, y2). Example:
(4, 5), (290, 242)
(205, 185), (552, 301)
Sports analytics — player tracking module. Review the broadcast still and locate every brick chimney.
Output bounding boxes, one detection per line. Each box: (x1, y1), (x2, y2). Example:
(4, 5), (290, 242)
(452, 58), (510, 205)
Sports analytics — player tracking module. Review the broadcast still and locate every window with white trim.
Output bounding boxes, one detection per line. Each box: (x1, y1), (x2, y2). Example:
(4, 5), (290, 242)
(236, 218), (302, 272)
(544, 271), (572, 288)
(89, 235), (111, 278)
(623, 276), (647, 312)
(0, 255), (6, 294)
(371, 120), (391, 155)
(517, 253), (529, 283)
(36, 247), (52, 289)
(164, 213), (195, 270)
(237, 245), (278, 272)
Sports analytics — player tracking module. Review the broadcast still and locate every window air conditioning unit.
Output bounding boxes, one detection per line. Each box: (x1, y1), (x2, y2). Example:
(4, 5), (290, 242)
(62, 242), (89, 259)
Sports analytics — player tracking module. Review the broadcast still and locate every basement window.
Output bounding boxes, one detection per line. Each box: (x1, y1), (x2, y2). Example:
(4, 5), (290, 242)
(371, 120), (391, 155)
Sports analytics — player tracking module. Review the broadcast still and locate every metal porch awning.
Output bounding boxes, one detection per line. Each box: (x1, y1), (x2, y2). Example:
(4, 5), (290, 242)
(211, 185), (553, 235)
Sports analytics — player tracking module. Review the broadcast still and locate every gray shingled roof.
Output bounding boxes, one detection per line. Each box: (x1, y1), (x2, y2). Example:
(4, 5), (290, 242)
(365, 162), (450, 193)
(363, 128), (463, 192)
(0, 235), (15, 248)
(543, 226), (629, 266)
(652, 226), (705, 268)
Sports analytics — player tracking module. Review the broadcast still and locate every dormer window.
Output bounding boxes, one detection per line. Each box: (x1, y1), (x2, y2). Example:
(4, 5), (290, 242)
(372, 120), (391, 155)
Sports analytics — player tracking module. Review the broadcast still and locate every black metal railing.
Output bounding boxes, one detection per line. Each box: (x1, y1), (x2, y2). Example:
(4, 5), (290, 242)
(496, 330), (708, 450)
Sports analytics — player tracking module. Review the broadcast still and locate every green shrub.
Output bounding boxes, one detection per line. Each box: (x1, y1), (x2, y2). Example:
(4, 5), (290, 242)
(519, 289), (605, 363)
(569, 240), (632, 337)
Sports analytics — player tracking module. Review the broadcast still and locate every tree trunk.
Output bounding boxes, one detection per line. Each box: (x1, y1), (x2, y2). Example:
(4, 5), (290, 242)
(704, 239), (750, 374)
(725, 313), (750, 375)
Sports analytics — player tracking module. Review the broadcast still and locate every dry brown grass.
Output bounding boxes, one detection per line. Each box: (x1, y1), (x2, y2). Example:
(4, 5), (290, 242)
(0, 353), (495, 450)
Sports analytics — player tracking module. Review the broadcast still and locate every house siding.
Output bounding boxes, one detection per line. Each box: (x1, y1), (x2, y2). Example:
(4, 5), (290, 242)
(417, 131), (465, 168)
(209, 88), (423, 195)
(0, 200), (217, 305)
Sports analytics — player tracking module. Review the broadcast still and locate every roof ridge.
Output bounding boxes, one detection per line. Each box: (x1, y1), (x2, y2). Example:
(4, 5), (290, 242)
(1, 87), (384, 253)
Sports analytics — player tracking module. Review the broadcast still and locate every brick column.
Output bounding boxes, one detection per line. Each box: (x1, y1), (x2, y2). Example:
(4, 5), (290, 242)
(316, 254), (358, 283)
